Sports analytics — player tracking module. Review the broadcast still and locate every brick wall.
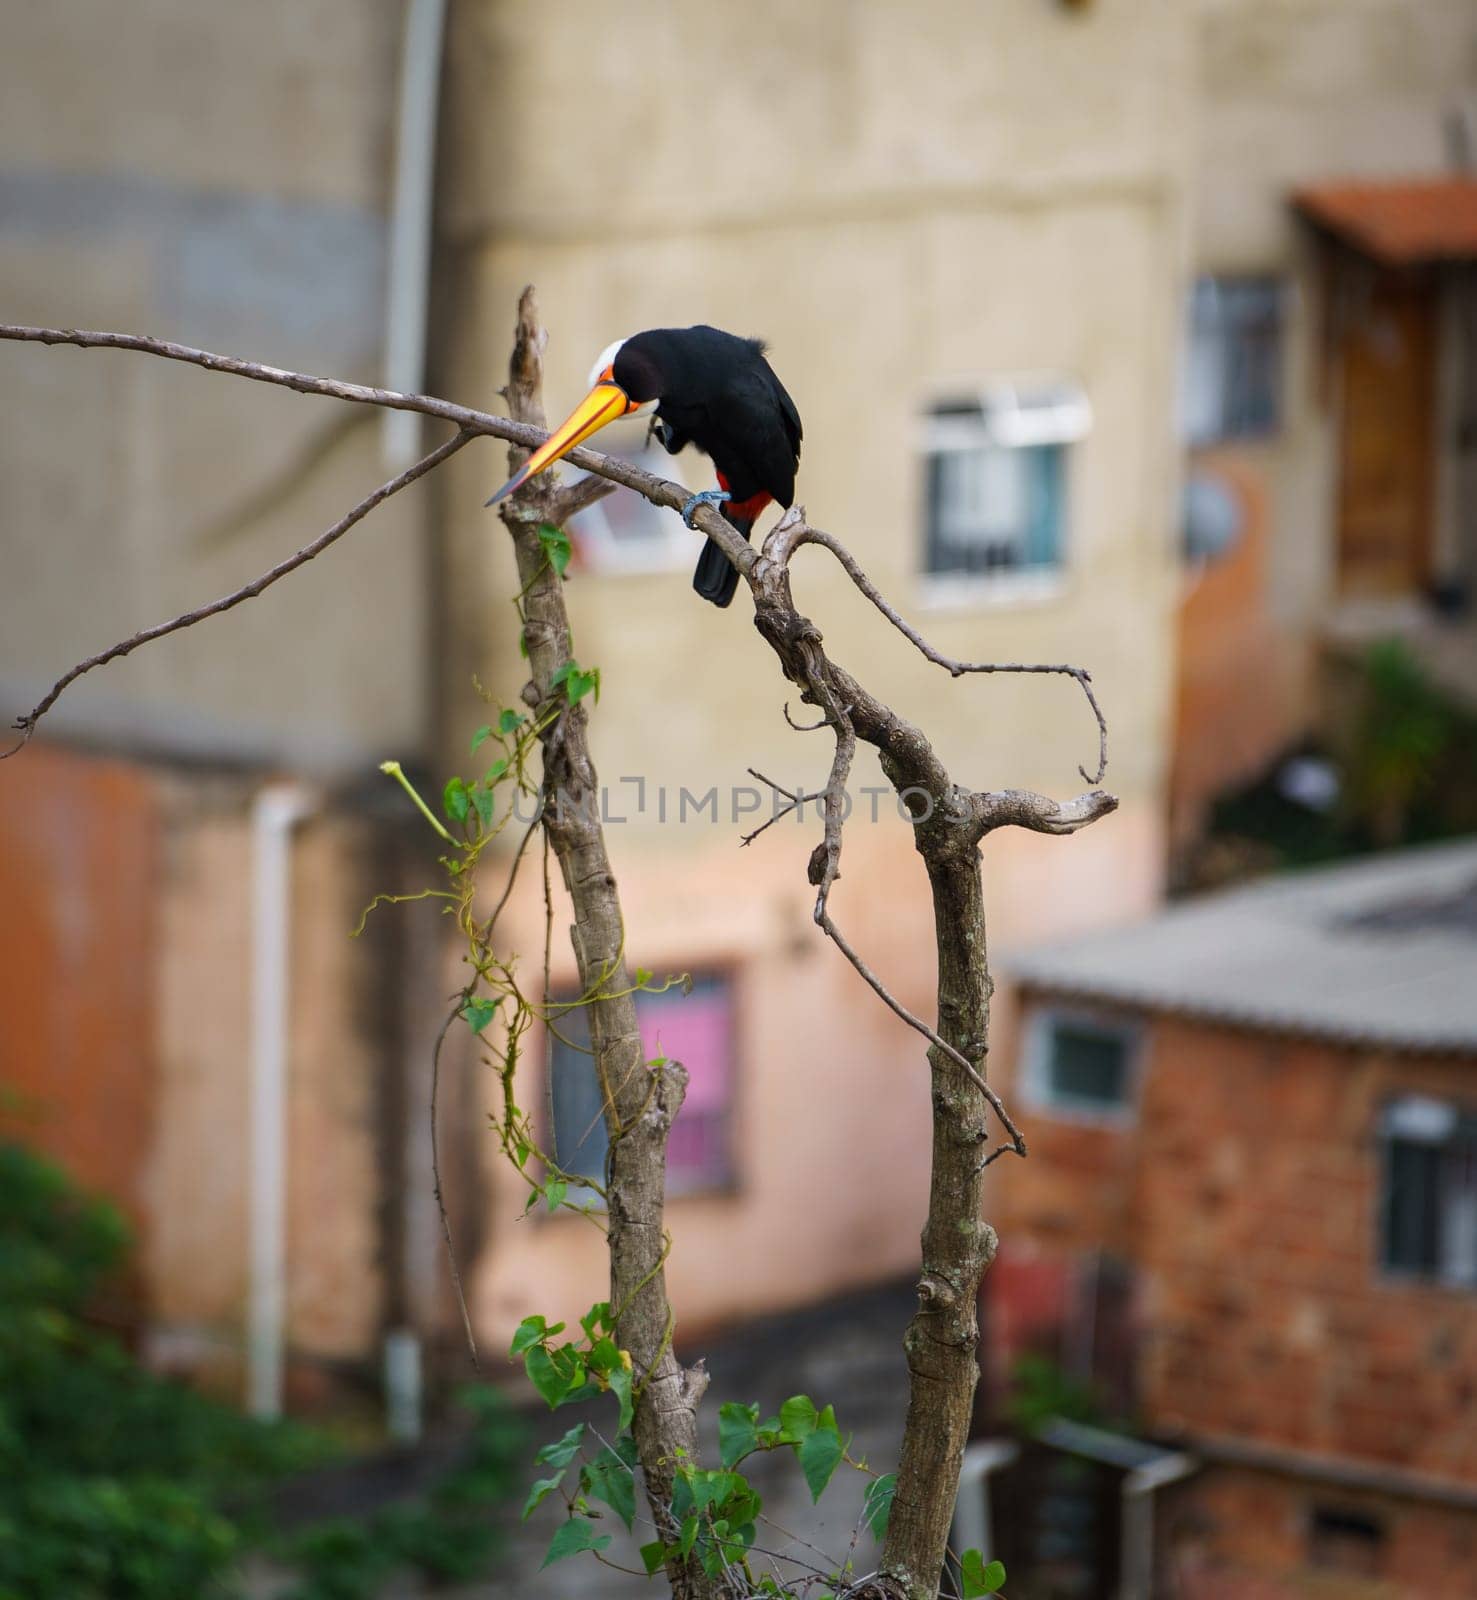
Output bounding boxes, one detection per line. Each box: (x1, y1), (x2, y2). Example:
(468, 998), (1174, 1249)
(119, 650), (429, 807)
(1160, 1464), (1477, 1599)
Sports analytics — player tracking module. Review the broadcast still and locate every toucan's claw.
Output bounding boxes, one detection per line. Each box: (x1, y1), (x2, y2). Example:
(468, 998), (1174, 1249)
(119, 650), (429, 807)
(681, 489), (731, 529)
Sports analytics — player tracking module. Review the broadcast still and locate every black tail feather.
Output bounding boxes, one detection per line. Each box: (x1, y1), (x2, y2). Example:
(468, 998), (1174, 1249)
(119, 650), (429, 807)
(692, 516), (753, 608)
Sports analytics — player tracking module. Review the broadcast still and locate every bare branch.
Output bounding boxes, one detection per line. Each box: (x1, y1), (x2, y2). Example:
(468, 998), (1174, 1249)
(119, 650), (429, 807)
(0, 321), (727, 533)
(782, 701), (831, 733)
(815, 908), (1026, 1164)
(2, 427), (474, 753)
(973, 786), (1119, 835)
(741, 768), (827, 847)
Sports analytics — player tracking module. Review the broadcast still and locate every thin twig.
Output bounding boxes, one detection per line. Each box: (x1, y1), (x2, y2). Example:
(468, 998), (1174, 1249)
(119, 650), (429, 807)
(786, 522), (1108, 785)
(542, 827), (556, 1142)
(817, 909), (1026, 1163)
(782, 701), (831, 733)
(741, 767), (827, 847)
(481, 789), (547, 945)
(2, 427), (473, 755)
(430, 997), (480, 1368)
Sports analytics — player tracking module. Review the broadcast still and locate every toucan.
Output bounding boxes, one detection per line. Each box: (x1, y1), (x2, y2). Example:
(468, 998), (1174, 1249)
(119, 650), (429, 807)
(486, 326), (802, 608)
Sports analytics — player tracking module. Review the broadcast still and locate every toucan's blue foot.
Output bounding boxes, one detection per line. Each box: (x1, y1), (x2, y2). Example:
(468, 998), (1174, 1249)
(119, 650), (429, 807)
(681, 489), (731, 529)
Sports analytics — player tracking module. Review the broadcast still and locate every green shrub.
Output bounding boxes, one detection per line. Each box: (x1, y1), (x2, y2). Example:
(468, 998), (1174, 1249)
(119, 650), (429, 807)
(0, 1142), (522, 1600)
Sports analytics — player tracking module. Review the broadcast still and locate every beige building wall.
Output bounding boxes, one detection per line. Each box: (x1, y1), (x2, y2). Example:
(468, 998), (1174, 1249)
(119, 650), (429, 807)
(436, 0), (1191, 1347)
(0, 0), (430, 774)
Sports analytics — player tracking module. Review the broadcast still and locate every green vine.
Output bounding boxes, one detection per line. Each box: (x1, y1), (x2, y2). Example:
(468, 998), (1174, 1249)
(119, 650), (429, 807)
(365, 685), (1007, 1596)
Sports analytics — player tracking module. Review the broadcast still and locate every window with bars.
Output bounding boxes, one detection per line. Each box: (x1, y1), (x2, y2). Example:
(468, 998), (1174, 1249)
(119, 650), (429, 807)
(1380, 1097), (1477, 1289)
(921, 381), (1088, 581)
(1182, 275), (1285, 445)
(1023, 1008), (1138, 1120)
(548, 974), (735, 1201)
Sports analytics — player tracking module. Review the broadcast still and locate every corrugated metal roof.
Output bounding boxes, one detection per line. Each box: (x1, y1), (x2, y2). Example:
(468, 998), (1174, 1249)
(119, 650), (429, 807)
(1006, 838), (1477, 1054)
(1292, 178), (1477, 267)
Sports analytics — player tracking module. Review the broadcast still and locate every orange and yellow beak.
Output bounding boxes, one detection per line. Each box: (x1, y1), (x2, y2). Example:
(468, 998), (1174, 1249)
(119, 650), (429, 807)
(485, 373), (634, 506)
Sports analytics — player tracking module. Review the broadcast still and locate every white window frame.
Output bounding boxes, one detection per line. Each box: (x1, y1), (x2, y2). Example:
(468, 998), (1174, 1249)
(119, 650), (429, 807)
(917, 376), (1089, 610)
(1377, 1095), (1477, 1292)
(1020, 1004), (1142, 1126)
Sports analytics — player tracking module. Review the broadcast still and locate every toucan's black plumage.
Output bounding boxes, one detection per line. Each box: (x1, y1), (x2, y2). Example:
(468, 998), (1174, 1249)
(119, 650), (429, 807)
(485, 323), (802, 609)
(612, 327), (802, 607)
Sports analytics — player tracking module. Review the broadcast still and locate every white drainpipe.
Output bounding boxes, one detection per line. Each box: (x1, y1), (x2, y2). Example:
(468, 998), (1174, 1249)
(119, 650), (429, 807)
(248, 783), (314, 1419)
(381, 0), (447, 469)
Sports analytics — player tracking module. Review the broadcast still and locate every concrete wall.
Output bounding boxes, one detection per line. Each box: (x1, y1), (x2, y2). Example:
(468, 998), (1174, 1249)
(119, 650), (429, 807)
(0, 0), (432, 775)
(437, 0), (1189, 1346)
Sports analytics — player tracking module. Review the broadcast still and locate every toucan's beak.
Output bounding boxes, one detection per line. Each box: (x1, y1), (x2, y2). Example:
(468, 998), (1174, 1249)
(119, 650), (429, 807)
(485, 381), (630, 506)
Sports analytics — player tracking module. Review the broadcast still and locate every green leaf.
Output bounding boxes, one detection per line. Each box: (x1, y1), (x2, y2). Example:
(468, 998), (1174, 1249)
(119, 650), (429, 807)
(533, 1422), (586, 1468)
(608, 1361), (635, 1431)
(582, 1447), (636, 1530)
(538, 523), (573, 577)
(639, 1540), (667, 1575)
(961, 1551), (1007, 1597)
(779, 1394), (818, 1443)
(862, 1473), (896, 1540)
(567, 667), (599, 705)
(484, 757), (509, 783)
(798, 1423), (843, 1503)
(510, 1315), (559, 1356)
(470, 724), (493, 755)
(472, 785), (495, 827)
(498, 707), (527, 735)
(462, 996), (500, 1035)
(719, 1402), (760, 1469)
(551, 658), (600, 706)
(678, 1514), (699, 1560)
(442, 776), (470, 823)
(635, 966), (652, 986)
(525, 1343), (583, 1409)
(540, 1517), (610, 1569)
(521, 1470), (565, 1520)
(579, 1302), (612, 1342)
(545, 1178), (567, 1213)
(586, 1335), (621, 1376)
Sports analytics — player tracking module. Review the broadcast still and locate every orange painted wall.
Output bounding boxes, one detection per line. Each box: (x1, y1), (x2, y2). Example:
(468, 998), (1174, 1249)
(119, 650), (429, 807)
(0, 742), (159, 1231)
(1171, 451), (1310, 853)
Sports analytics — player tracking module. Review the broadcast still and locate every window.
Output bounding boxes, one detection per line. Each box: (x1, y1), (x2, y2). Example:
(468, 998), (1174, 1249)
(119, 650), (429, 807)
(563, 436), (693, 575)
(549, 974), (735, 1200)
(1024, 1010), (1137, 1119)
(921, 381), (1088, 582)
(1182, 276), (1284, 445)
(1380, 1097), (1477, 1289)
(1308, 1507), (1384, 1577)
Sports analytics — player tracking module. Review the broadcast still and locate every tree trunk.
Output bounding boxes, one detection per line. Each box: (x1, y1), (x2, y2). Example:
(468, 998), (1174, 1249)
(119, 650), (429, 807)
(498, 289), (719, 1600)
